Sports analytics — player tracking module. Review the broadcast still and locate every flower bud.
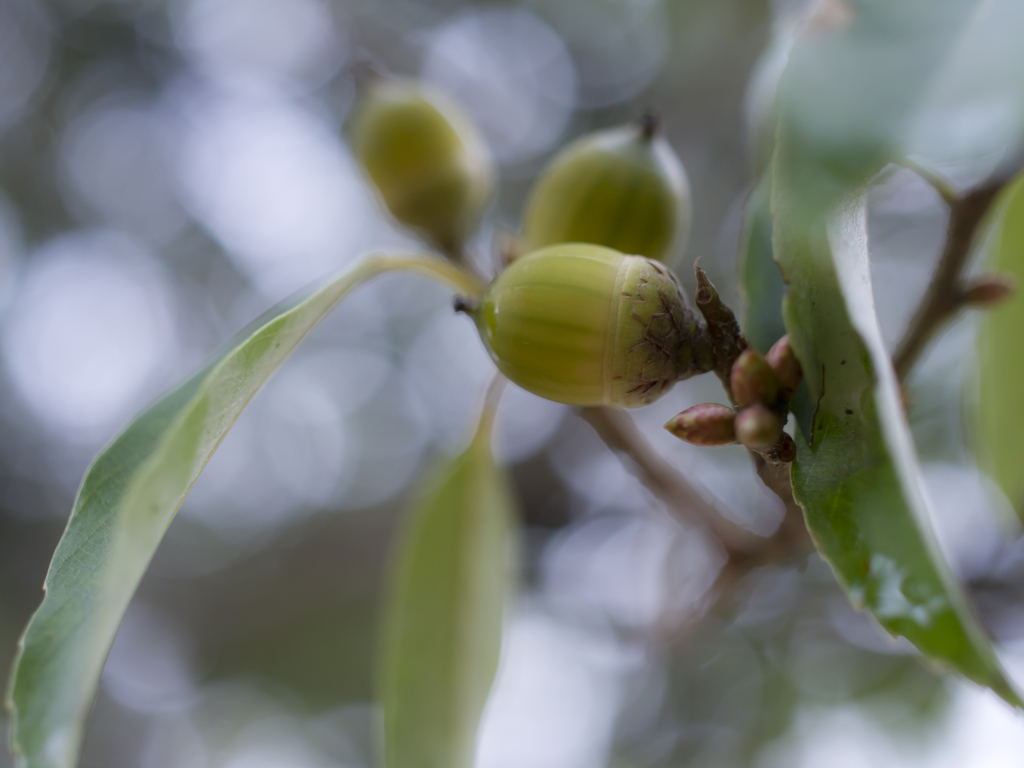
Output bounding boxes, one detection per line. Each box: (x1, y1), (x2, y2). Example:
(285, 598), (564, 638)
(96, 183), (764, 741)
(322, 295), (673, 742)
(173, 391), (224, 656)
(765, 334), (802, 395)
(962, 273), (1016, 308)
(730, 348), (779, 408)
(522, 114), (691, 263)
(349, 80), (495, 255)
(734, 404), (784, 450)
(664, 403), (737, 446)
(471, 243), (713, 408)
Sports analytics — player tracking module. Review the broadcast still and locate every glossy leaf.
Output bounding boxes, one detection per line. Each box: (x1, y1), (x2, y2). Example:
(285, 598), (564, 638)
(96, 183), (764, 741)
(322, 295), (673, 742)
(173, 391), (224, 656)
(976, 174), (1024, 518)
(770, 0), (1022, 702)
(5, 254), (482, 768)
(773, 134), (1022, 706)
(738, 172), (786, 354)
(380, 390), (516, 768)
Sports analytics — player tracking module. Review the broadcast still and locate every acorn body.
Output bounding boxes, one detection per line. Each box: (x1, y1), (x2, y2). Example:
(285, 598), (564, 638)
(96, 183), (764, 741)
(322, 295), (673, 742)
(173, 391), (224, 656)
(473, 244), (711, 408)
(522, 121), (691, 263)
(350, 81), (494, 254)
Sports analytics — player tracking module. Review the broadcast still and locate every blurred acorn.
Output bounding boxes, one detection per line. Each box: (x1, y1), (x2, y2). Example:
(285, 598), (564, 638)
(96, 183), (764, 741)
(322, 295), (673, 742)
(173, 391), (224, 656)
(664, 403), (737, 446)
(349, 79), (495, 256)
(734, 404), (784, 450)
(521, 113), (691, 263)
(464, 243), (713, 408)
(765, 334), (802, 396)
(731, 348), (779, 408)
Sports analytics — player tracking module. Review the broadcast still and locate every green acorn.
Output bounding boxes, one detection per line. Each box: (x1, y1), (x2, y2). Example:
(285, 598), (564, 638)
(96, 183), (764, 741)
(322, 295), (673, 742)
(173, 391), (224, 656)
(349, 80), (495, 255)
(464, 243), (713, 408)
(522, 113), (691, 263)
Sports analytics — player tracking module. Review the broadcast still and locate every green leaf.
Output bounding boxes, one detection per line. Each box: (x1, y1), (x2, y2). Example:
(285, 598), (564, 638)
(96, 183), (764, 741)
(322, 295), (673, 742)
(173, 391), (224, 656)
(380, 389), (516, 768)
(773, 134), (1022, 706)
(976, 174), (1024, 518)
(5, 254), (482, 768)
(738, 172), (787, 354)
(776, 0), (983, 211)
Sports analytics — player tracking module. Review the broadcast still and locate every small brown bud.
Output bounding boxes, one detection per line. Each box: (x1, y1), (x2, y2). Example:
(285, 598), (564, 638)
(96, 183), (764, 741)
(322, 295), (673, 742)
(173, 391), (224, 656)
(772, 433), (797, 463)
(734, 404), (783, 450)
(731, 348), (779, 408)
(962, 273), (1016, 308)
(766, 335), (802, 395)
(664, 403), (737, 446)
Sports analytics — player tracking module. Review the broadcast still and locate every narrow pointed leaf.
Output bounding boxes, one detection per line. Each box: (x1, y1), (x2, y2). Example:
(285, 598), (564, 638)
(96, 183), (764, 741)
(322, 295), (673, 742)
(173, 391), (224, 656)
(381, 397), (516, 768)
(773, 137), (1022, 706)
(976, 174), (1024, 519)
(5, 254), (481, 768)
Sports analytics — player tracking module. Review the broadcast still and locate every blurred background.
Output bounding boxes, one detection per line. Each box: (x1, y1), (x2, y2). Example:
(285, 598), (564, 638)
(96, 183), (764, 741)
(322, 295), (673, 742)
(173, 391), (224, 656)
(2, 0), (1024, 766)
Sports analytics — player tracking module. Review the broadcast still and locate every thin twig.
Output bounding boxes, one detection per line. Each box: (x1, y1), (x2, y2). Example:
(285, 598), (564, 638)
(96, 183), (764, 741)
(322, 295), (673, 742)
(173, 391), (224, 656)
(892, 181), (1005, 380)
(578, 406), (759, 556)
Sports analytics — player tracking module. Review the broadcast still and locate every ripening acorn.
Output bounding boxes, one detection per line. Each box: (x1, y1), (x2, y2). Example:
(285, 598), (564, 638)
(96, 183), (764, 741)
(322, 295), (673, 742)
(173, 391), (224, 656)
(465, 243), (713, 408)
(734, 404), (784, 450)
(664, 403), (737, 446)
(731, 348), (779, 408)
(349, 80), (495, 255)
(522, 114), (691, 263)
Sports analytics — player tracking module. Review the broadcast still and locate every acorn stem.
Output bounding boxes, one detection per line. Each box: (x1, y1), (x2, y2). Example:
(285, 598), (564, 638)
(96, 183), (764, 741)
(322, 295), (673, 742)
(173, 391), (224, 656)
(452, 295), (479, 316)
(636, 109), (661, 141)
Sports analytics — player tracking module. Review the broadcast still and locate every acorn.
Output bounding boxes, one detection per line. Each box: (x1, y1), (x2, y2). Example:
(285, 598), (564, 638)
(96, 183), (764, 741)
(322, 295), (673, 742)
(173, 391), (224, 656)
(464, 243), (713, 408)
(734, 405), (784, 450)
(349, 80), (495, 255)
(664, 403), (738, 446)
(521, 113), (691, 263)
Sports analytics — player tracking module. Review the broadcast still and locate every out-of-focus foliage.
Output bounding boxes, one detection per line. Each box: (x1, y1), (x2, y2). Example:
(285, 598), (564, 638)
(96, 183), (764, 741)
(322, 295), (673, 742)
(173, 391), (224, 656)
(976, 174), (1024, 520)
(6, 255), (479, 768)
(381, 395), (515, 768)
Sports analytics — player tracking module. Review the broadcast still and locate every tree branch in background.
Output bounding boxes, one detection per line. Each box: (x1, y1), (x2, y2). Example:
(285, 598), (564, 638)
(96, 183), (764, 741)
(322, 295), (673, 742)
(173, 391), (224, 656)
(893, 179), (1007, 380)
(578, 406), (758, 556)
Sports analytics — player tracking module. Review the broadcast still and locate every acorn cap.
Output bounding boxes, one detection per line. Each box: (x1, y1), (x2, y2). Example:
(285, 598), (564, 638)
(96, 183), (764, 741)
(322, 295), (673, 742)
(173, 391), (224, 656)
(731, 348), (779, 408)
(734, 404), (783, 450)
(765, 335), (802, 395)
(474, 244), (711, 408)
(349, 80), (495, 255)
(522, 119), (691, 263)
(664, 403), (737, 446)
